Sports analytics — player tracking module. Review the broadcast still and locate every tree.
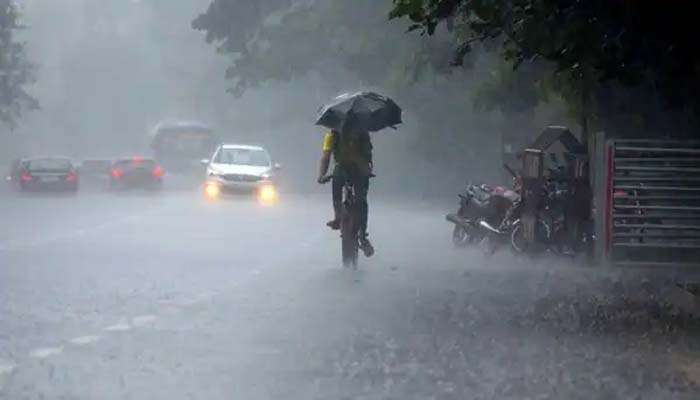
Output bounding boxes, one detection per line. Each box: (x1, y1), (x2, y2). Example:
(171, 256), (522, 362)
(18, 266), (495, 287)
(0, 0), (37, 130)
(192, 0), (460, 96)
(389, 0), (700, 138)
(193, 0), (516, 190)
(192, 0), (298, 95)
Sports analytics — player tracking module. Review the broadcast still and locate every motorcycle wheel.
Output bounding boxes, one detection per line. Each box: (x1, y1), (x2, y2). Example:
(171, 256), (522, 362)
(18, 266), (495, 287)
(478, 233), (499, 256)
(452, 225), (470, 248)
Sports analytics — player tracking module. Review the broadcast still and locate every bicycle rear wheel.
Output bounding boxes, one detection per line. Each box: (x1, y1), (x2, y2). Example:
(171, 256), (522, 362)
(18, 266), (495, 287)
(340, 205), (359, 268)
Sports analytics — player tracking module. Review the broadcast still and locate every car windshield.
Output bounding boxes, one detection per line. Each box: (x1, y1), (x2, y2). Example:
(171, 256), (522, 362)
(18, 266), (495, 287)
(214, 148), (270, 167)
(27, 159), (71, 171)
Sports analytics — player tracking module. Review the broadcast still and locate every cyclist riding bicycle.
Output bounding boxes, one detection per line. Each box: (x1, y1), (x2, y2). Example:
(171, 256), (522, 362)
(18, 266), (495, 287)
(317, 120), (375, 257)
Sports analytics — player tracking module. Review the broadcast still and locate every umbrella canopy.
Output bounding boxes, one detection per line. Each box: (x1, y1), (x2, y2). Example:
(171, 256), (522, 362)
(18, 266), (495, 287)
(316, 91), (402, 133)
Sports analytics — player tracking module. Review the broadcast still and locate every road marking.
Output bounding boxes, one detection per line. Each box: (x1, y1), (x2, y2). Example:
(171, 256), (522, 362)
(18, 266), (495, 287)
(104, 322), (131, 332)
(69, 335), (101, 345)
(0, 360), (16, 375)
(29, 346), (64, 359)
(132, 315), (157, 327)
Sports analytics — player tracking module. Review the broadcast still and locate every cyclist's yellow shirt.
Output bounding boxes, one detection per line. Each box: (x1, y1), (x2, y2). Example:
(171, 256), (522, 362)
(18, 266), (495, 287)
(322, 131), (372, 174)
(322, 131), (334, 153)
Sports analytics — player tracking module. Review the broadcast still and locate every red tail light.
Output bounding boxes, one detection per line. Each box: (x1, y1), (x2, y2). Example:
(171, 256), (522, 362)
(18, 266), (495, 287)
(65, 171), (78, 182)
(151, 165), (164, 179)
(110, 168), (124, 179)
(20, 172), (33, 182)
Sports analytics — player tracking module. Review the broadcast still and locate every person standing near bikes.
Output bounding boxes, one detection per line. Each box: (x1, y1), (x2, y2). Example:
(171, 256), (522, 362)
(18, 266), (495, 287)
(317, 116), (375, 257)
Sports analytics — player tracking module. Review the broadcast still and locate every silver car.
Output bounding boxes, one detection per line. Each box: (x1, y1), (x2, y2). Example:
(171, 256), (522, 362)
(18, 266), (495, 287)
(202, 144), (280, 195)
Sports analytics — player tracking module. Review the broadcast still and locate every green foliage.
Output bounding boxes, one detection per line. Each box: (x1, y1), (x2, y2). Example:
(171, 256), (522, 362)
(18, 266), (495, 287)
(390, 0), (700, 135)
(192, 1), (290, 51)
(0, 0), (38, 129)
(193, 0), (458, 95)
(193, 0), (510, 183)
(473, 59), (544, 114)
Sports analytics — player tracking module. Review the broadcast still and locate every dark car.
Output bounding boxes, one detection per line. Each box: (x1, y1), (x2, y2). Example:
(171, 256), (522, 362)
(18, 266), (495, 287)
(150, 120), (219, 172)
(10, 157), (79, 192)
(6, 158), (24, 184)
(109, 157), (165, 190)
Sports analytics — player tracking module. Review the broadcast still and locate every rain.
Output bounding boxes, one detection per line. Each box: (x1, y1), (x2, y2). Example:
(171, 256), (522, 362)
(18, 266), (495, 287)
(1, 1), (700, 399)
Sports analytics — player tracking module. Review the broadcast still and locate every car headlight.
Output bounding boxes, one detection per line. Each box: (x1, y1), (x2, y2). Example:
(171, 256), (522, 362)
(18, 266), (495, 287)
(257, 183), (278, 205)
(204, 181), (221, 200)
(209, 170), (223, 177)
(261, 173), (272, 180)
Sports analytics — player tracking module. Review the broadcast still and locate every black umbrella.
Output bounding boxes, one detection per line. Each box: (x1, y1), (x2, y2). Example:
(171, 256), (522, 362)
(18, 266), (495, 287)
(316, 91), (402, 133)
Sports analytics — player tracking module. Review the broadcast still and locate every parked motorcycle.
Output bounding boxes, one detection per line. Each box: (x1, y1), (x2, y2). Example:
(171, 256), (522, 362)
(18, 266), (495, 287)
(447, 179), (519, 248)
(479, 166), (582, 256)
(477, 165), (551, 255)
(446, 184), (489, 247)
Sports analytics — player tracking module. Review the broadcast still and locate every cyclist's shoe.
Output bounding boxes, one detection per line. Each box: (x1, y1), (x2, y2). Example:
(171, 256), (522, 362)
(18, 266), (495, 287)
(359, 236), (375, 257)
(326, 219), (340, 230)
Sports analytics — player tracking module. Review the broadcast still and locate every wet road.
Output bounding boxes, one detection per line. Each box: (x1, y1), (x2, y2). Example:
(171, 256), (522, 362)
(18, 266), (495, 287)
(1, 187), (700, 399)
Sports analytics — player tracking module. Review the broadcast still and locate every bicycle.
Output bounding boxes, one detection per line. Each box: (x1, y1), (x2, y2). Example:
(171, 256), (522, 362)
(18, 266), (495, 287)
(320, 174), (372, 268)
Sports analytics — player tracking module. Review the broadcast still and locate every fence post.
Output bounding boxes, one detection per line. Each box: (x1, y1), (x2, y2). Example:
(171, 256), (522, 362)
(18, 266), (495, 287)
(521, 148), (544, 247)
(591, 131), (609, 266)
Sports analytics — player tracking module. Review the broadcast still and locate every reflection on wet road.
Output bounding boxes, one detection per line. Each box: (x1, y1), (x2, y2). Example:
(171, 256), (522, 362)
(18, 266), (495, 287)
(1, 190), (699, 399)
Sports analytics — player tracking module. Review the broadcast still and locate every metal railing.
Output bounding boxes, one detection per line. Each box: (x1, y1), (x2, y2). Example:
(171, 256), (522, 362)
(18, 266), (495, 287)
(604, 140), (700, 267)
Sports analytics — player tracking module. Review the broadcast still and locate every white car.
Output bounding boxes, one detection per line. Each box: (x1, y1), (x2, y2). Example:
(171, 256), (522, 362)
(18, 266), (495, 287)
(202, 144), (280, 200)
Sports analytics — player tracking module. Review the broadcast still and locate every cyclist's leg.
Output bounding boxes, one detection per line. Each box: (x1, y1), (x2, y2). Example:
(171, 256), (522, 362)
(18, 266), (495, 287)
(350, 173), (369, 236)
(353, 175), (373, 256)
(328, 167), (343, 229)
